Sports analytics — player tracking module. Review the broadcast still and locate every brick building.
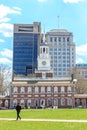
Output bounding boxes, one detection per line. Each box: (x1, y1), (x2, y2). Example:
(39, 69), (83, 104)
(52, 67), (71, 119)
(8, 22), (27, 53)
(10, 38), (75, 108)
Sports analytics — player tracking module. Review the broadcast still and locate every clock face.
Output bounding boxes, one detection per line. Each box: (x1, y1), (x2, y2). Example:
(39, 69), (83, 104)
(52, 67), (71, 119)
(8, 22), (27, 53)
(42, 61), (46, 65)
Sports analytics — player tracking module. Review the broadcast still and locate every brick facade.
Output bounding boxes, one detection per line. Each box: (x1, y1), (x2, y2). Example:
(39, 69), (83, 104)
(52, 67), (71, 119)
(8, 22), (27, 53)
(10, 79), (75, 108)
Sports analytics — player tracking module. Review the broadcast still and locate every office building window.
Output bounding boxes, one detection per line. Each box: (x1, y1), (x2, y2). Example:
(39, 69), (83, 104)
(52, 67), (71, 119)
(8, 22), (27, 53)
(63, 37), (65, 42)
(67, 37), (70, 42)
(59, 37), (61, 42)
(50, 37), (53, 42)
(54, 37), (57, 42)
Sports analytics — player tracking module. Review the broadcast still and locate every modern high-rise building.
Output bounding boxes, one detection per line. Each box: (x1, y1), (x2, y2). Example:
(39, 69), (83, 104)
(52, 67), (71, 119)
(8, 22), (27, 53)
(13, 22), (41, 78)
(46, 29), (76, 77)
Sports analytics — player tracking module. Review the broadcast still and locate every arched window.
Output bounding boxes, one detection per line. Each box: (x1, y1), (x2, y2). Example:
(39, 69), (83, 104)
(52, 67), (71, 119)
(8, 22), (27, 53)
(54, 99), (58, 106)
(40, 99), (45, 107)
(67, 98), (72, 105)
(61, 98), (65, 106)
(47, 98), (51, 107)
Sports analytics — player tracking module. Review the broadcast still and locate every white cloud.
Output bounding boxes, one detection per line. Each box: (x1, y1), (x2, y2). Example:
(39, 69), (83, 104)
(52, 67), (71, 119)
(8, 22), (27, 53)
(76, 43), (87, 63)
(63, 0), (84, 3)
(37, 0), (47, 2)
(76, 57), (84, 63)
(76, 43), (87, 57)
(0, 4), (22, 37)
(0, 4), (21, 19)
(0, 48), (13, 59)
(0, 23), (13, 37)
(0, 39), (4, 43)
(0, 58), (12, 64)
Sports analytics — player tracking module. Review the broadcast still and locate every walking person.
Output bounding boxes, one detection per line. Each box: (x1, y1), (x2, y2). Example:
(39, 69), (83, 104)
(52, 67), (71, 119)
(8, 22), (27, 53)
(15, 103), (21, 120)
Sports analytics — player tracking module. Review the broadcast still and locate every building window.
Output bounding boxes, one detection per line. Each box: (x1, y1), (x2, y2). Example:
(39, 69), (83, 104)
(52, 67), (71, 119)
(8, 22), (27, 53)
(61, 87), (65, 93)
(54, 37), (57, 42)
(67, 98), (72, 105)
(13, 99), (17, 106)
(34, 99), (38, 107)
(28, 87), (32, 93)
(42, 72), (46, 79)
(54, 99), (58, 106)
(40, 99), (45, 107)
(43, 48), (45, 53)
(67, 37), (69, 42)
(21, 87), (25, 93)
(13, 87), (18, 93)
(67, 86), (72, 93)
(61, 98), (65, 106)
(20, 99), (25, 108)
(63, 37), (65, 42)
(41, 87), (45, 93)
(59, 37), (61, 42)
(50, 37), (53, 42)
(47, 98), (51, 107)
(35, 86), (38, 94)
(47, 87), (51, 93)
(54, 87), (58, 93)
(27, 99), (31, 108)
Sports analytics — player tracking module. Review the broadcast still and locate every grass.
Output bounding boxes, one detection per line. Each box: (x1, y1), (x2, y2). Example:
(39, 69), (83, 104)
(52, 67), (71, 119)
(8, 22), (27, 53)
(0, 109), (87, 130)
(0, 108), (87, 119)
(0, 121), (87, 130)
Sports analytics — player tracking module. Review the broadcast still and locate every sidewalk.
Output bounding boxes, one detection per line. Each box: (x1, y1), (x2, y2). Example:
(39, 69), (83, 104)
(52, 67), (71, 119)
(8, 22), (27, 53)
(0, 118), (87, 122)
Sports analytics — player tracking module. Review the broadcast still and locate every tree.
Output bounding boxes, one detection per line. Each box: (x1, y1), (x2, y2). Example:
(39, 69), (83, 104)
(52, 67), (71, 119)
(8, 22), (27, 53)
(0, 64), (12, 95)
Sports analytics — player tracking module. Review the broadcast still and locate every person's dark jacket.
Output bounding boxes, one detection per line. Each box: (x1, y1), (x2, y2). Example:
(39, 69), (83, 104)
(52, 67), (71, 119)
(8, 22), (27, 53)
(16, 104), (21, 112)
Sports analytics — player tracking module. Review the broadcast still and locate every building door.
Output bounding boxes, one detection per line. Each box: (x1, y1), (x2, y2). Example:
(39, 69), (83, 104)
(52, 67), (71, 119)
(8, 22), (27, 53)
(34, 99), (39, 108)
(40, 99), (45, 108)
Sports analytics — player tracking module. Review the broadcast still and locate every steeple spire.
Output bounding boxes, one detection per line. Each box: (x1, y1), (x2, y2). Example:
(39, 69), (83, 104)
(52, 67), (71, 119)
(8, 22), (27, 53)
(43, 25), (45, 42)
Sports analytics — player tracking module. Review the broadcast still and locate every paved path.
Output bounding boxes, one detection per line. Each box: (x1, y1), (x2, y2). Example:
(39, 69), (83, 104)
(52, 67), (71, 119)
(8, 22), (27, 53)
(0, 118), (87, 122)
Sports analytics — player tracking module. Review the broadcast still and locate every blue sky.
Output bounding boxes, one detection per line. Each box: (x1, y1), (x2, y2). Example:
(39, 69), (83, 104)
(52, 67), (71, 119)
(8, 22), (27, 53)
(0, 0), (87, 66)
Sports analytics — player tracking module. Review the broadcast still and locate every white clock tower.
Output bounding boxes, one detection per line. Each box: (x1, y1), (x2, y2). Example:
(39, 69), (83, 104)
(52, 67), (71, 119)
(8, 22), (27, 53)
(38, 39), (51, 71)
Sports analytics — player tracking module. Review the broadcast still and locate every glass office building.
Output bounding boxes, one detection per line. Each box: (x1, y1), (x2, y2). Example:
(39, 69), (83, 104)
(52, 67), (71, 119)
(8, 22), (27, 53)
(13, 22), (41, 77)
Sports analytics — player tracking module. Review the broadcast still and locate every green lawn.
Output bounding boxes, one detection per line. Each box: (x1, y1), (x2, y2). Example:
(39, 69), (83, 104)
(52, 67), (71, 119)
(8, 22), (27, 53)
(0, 109), (87, 130)
(0, 108), (87, 119)
(0, 121), (87, 130)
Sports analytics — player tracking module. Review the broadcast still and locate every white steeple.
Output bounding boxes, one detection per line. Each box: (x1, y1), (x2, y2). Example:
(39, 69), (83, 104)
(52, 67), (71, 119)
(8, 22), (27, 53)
(37, 34), (51, 71)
